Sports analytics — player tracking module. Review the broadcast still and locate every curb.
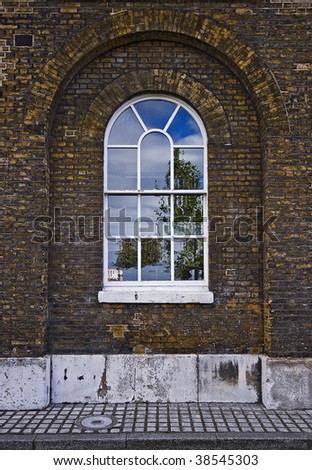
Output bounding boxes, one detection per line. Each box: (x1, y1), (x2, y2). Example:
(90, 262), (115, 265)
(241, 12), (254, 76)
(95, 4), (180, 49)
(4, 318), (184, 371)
(1, 432), (312, 450)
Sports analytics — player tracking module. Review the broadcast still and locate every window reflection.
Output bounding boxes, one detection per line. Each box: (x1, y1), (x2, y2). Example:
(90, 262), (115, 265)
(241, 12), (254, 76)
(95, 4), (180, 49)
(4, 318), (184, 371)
(141, 132), (170, 190)
(107, 148), (137, 190)
(109, 107), (143, 145)
(167, 107), (203, 145)
(174, 195), (203, 236)
(107, 195), (137, 238)
(173, 148), (203, 190)
(141, 239), (171, 281)
(174, 239), (204, 281)
(105, 97), (207, 285)
(134, 100), (176, 130)
(141, 195), (170, 237)
(108, 239), (138, 281)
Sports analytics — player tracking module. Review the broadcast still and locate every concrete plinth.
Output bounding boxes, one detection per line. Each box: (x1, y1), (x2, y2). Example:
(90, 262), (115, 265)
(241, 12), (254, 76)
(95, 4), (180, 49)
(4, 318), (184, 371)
(51, 355), (106, 404)
(51, 354), (198, 403)
(104, 354), (197, 402)
(51, 354), (260, 404)
(0, 357), (50, 410)
(262, 357), (312, 409)
(1, 355), (312, 409)
(199, 355), (261, 403)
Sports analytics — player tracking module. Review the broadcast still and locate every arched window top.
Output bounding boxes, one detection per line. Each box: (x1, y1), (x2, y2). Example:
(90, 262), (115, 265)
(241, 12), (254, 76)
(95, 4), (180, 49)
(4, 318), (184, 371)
(106, 96), (207, 193)
(107, 96), (206, 147)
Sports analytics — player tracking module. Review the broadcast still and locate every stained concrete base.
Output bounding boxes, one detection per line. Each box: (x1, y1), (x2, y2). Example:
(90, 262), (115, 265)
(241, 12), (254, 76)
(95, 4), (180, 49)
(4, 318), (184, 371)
(51, 354), (261, 404)
(1, 354), (312, 410)
(0, 357), (50, 410)
(262, 357), (312, 409)
(199, 355), (260, 403)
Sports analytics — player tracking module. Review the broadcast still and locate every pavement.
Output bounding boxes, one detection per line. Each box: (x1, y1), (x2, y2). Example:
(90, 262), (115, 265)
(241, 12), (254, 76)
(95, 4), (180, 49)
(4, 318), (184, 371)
(1, 402), (312, 449)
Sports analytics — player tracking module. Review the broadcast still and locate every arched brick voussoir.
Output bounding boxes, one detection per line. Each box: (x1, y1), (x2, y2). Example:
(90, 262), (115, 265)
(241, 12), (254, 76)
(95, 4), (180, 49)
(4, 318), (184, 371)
(81, 69), (231, 145)
(24, 9), (289, 136)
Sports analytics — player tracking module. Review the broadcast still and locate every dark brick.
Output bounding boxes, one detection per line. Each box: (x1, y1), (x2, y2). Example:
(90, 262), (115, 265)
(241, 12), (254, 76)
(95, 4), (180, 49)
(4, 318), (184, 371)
(1, 1), (311, 358)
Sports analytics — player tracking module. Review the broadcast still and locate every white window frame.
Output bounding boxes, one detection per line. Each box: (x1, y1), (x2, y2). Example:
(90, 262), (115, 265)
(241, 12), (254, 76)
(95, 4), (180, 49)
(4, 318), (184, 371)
(98, 95), (214, 303)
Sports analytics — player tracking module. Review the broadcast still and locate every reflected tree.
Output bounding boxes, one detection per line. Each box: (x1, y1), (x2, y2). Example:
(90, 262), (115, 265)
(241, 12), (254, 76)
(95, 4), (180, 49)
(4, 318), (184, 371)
(115, 240), (137, 270)
(115, 149), (204, 279)
(173, 148), (203, 190)
(157, 149), (204, 280)
(115, 238), (163, 269)
(175, 239), (203, 280)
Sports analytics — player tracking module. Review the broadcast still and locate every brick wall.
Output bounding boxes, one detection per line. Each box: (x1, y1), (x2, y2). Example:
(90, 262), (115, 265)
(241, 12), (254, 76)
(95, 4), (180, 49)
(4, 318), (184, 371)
(1, 1), (311, 358)
(48, 39), (263, 354)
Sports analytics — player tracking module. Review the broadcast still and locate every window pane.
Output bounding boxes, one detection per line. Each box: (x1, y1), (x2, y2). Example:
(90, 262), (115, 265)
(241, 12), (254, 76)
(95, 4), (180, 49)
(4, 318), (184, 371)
(107, 195), (137, 238)
(108, 107), (143, 145)
(107, 148), (137, 190)
(174, 239), (204, 281)
(141, 132), (171, 190)
(105, 97), (207, 287)
(135, 100), (176, 130)
(167, 107), (203, 145)
(174, 195), (203, 235)
(141, 195), (170, 237)
(108, 239), (138, 281)
(141, 239), (171, 281)
(174, 148), (204, 189)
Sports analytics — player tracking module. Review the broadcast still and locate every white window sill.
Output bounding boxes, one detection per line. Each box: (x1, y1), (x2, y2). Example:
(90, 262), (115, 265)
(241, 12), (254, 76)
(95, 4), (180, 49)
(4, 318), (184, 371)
(98, 288), (214, 304)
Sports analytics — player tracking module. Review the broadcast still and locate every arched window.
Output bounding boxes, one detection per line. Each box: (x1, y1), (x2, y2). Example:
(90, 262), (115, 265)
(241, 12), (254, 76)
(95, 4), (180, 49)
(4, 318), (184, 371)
(98, 95), (213, 303)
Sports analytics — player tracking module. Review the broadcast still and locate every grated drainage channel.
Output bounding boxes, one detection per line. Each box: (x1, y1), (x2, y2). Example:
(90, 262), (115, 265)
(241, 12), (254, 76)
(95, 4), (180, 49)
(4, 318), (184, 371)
(75, 415), (117, 431)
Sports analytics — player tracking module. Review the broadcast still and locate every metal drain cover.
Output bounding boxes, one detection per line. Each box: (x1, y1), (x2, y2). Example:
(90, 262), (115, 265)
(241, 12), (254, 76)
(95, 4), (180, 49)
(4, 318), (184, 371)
(76, 414), (117, 430)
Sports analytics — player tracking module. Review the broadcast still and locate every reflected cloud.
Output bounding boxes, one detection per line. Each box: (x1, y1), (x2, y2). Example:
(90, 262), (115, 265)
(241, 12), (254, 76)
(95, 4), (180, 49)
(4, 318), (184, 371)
(107, 148), (137, 190)
(141, 195), (170, 236)
(167, 108), (203, 145)
(107, 196), (137, 237)
(141, 132), (170, 190)
(109, 107), (143, 145)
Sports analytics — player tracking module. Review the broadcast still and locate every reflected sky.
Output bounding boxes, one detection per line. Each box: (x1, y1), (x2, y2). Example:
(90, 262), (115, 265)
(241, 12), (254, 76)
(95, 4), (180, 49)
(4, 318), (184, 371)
(167, 107), (203, 145)
(141, 195), (170, 237)
(107, 100), (204, 192)
(141, 132), (170, 190)
(109, 107), (144, 145)
(107, 195), (137, 237)
(107, 148), (137, 190)
(134, 100), (176, 130)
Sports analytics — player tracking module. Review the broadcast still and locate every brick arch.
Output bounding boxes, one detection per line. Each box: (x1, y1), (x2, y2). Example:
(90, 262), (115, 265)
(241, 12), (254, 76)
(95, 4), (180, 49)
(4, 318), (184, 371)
(81, 69), (231, 144)
(24, 9), (289, 136)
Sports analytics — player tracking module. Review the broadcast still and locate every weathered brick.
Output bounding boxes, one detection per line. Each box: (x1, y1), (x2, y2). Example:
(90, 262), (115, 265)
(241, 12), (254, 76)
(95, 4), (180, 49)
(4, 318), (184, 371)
(1, 1), (311, 359)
